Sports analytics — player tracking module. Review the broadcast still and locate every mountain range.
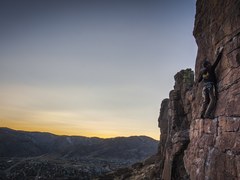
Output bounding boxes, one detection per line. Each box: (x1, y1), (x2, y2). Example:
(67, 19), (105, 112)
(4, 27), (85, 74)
(0, 127), (158, 179)
(0, 127), (158, 160)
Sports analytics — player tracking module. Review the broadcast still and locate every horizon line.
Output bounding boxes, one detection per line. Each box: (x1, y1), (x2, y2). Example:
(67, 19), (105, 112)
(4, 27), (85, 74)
(0, 126), (159, 141)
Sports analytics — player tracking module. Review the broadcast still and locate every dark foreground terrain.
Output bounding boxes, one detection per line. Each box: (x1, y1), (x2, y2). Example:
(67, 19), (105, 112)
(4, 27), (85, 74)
(0, 156), (131, 179)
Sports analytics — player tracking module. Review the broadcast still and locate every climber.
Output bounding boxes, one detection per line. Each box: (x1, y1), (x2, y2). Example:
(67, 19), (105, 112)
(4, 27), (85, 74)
(197, 47), (224, 119)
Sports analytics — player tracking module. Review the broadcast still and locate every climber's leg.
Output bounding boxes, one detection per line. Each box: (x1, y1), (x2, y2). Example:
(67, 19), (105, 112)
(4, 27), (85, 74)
(200, 86), (209, 118)
(204, 86), (216, 119)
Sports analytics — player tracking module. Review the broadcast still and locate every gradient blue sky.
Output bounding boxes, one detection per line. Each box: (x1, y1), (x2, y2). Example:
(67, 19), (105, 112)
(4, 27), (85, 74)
(0, 0), (197, 139)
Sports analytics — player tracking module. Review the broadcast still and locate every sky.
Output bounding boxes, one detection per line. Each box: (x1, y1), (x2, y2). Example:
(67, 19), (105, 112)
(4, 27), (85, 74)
(0, 0), (197, 140)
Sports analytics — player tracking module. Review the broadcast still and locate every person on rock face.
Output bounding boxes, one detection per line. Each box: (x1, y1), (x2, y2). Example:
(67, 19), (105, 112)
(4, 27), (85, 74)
(197, 47), (224, 119)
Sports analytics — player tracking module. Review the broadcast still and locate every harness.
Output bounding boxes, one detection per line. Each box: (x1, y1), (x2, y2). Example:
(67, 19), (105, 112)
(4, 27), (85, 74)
(204, 82), (214, 89)
(203, 82), (216, 97)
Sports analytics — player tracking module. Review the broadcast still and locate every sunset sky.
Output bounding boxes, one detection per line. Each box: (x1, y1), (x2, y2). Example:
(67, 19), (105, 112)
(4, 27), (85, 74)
(0, 0), (197, 140)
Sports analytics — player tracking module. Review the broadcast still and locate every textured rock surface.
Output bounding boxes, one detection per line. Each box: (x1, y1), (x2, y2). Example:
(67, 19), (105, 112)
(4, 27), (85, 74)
(156, 98), (169, 178)
(184, 117), (240, 180)
(184, 0), (240, 179)
(160, 69), (194, 180)
(192, 0), (240, 119)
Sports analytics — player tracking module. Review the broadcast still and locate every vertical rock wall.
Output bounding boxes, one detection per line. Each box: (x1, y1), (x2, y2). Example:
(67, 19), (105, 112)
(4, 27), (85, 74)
(158, 69), (194, 180)
(192, 0), (240, 119)
(184, 0), (240, 179)
(158, 1), (240, 179)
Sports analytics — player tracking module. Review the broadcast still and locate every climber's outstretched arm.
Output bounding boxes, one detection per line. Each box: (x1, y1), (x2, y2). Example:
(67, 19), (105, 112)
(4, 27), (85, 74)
(212, 47), (224, 70)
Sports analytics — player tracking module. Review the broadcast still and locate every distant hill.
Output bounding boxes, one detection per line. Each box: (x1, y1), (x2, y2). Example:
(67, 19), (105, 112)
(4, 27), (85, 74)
(0, 127), (158, 161)
(0, 127), (158, 179)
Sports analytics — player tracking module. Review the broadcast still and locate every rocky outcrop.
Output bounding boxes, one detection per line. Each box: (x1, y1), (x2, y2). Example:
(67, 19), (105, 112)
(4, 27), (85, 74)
(184, 0), (240, 179)
(159, 69), (194, 180)
(184, 117), (240, 180)
(157, 0), (240, 179)
(191, 0), (240, 120)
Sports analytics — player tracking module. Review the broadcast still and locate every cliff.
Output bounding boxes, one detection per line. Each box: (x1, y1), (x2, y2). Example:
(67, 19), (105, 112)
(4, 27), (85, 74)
(160, 0), (240, 179)
(98, 0), (240, 179)
(184, 0), (240, 179)
(159, 0), (240, 179)
(158, 69), (194, 180)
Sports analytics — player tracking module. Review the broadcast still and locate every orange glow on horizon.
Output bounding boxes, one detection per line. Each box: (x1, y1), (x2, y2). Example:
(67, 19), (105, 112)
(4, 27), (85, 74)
(1, 119), (159, 140)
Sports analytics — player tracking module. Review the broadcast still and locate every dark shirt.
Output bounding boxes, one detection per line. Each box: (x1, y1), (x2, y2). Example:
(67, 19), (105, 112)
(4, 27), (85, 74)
(198, 67), (217, 84)
(198, 51), (223, 85)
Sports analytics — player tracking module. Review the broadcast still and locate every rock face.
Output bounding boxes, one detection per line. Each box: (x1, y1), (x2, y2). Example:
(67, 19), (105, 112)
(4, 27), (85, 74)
(159, 69), (194, 180)
(159, 0), (240, 179)
(192, 0), (240, 120)
(184, 117), (240, 180)
(184, 0), (240, 179)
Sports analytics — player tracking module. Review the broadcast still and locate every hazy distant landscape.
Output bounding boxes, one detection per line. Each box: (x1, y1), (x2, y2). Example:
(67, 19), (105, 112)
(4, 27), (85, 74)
(0, 128), (158, 179)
